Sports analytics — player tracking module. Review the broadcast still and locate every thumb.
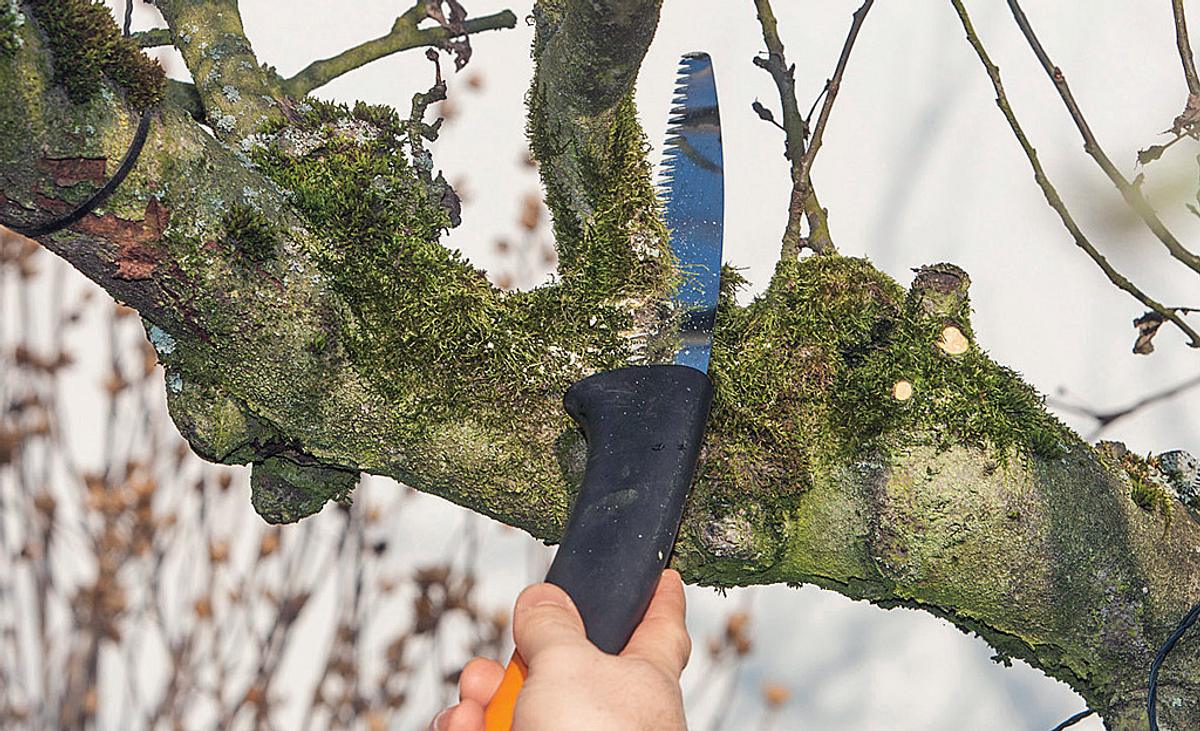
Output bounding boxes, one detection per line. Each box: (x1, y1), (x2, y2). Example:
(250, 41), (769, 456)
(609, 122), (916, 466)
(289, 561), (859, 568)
(511, 583), (589, 664)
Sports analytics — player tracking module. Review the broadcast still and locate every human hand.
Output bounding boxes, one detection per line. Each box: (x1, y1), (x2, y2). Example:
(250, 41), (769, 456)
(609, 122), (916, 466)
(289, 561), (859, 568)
(430, 569), (691, 731)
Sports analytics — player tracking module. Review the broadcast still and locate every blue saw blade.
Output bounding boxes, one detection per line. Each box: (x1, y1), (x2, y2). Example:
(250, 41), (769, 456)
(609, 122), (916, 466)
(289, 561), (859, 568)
(658, 52), (724, 374)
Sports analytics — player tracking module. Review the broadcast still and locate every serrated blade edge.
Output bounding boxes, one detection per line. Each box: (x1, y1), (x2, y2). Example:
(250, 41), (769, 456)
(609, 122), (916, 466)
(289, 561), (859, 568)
(657, 52), (724, 374)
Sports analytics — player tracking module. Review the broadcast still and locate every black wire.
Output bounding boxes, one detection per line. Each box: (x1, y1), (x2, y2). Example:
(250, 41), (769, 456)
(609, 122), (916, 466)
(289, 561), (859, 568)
(1, 109), (153, 238)
(1048, 709), (1095, 731)
(1, 1), (153, 239)
(1148, 598), (1200, 730)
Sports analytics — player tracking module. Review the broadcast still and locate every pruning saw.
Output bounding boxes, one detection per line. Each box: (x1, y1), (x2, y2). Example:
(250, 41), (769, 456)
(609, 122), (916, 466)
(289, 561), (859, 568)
(484, 51), (725, 730)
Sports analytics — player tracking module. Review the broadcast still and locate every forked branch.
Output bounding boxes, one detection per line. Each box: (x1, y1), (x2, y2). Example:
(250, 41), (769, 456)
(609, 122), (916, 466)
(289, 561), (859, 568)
(950, 0), (1200, 349)
(753, 0), (873, 258)
(752, 0), (835, 257)
(280, 3), (518, 98)
(1006, 0), (1200, 278)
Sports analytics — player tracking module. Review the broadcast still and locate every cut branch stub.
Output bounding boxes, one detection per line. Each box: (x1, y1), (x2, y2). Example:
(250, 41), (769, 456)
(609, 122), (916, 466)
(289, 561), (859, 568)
(907, 262), (972, 331)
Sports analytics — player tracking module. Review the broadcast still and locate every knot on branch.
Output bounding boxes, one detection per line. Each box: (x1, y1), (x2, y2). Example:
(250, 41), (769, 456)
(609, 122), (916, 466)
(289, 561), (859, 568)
(907, 263), (972, 330)
(251, 456), (358, 524)
(161, 368), (265, 465)
(697, 506), (775, 570)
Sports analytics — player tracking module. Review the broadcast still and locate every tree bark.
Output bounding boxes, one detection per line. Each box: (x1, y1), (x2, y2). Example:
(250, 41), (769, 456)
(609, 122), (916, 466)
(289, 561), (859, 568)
(2, 2), (1199, 727)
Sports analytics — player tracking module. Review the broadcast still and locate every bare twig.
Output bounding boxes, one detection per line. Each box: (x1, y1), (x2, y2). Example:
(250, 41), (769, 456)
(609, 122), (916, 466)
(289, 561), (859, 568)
(950, 0), (1200, 349)
(280, 4), (517, 98)
(1051, 372), (1200, 439)
(1173, 0), (1200, 96)
(1006, 0), (1200, 277)
(752, 0), (836, 257)
(793, 0), (874, 220)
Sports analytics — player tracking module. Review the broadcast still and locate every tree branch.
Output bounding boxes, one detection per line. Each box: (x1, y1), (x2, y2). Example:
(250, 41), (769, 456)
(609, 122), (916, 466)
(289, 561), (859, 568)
(132, 28), (173, 49)
(791, 0), (873, 245)
(1006, 0), (1200, 278)
(152, 0), (283, 140)
(1051, 372), (1200, 440)
(526, 0), (680, 356)
(751, 0), (835, 257)
(280, 6), (518, 99)
(1173, 0), (1200, 96)
(950, 0), (1200, 350)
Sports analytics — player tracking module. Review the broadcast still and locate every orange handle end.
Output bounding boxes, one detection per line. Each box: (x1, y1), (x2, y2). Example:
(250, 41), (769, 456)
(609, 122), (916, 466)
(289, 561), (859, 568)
(483, 652), (527, 731)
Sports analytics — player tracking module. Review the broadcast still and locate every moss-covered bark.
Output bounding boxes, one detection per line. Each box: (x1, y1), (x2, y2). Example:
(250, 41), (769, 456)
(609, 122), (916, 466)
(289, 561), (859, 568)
(3, 2), (1199, 727)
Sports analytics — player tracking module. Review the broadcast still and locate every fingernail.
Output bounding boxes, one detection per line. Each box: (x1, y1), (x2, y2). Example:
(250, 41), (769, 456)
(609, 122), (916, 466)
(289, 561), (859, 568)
(431, 708), (450, 731)
(517, 583), (570, 613)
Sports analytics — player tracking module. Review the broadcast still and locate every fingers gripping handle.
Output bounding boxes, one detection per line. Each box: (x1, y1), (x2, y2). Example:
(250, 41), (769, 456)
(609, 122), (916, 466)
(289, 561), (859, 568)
(484, 365), (713, 730)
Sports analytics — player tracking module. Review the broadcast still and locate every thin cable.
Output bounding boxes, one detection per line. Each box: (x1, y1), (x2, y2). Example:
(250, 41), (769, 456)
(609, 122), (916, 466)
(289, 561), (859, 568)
(1148, 599), (1200, 730)
(1, 3), (153, 239)
(1048, 709), (1094, 731)
(123, 0), (134, 37)
(0, 109), (152, 238)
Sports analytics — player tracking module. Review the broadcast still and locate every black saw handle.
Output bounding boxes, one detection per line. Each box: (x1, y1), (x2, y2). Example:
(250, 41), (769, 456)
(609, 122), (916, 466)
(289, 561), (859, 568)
(484, 365), (713, 730)
(547, 364), (714, 652)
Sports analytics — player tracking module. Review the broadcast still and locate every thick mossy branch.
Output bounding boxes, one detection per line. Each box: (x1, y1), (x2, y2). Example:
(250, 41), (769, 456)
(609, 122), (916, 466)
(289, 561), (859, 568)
(529, 0), (678, 357)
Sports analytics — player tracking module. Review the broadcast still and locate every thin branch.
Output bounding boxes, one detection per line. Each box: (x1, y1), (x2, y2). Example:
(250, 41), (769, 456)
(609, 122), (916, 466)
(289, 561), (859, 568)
(751, 0), (836, 257)
(1050, 372), (1200, 439)
(1173, 0), (1200, 96)
(950, 0), (1200, 349)
(793, 0), (874, 221)
(132, 28), (173, 49)
(1006, 0), (1200, 277)
(280, 5), (517, 98)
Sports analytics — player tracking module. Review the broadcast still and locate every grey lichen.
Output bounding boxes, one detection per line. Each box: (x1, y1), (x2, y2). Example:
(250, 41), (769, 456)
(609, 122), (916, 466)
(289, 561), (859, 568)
(1158, 449), (1200, 508)
(147, 323), (177, 356)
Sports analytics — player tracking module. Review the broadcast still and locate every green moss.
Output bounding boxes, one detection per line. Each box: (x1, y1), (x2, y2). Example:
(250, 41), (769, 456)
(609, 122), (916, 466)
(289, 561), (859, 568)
(221, 204), (278, 264)
(1122, 450), (1172, 519)
(0, 0), (23, 57)
(27, 0), (164, 108)
(251, 456), (358, 524)
(528, 88), (674, 300)
(702, 256), (1070, 513)
(247, 100), (631, 436)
